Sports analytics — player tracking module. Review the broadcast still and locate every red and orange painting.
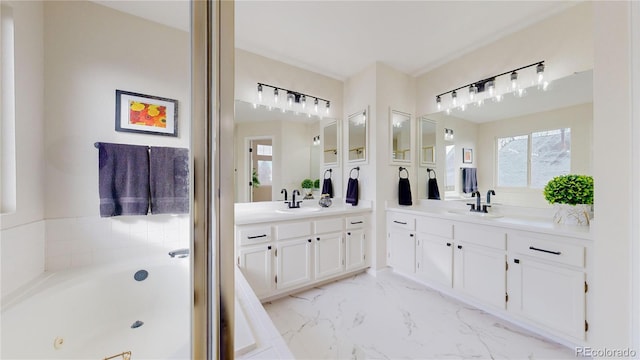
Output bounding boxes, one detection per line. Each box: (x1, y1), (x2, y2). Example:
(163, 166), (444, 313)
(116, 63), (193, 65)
(128, 101), (167, 128)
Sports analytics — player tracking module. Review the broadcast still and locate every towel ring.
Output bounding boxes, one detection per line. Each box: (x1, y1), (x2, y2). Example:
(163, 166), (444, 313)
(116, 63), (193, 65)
(324, 168), (333, 179)
(427, 168), (437, 179)
(399, 167), (409, 179)
(349, 166), (360, 179)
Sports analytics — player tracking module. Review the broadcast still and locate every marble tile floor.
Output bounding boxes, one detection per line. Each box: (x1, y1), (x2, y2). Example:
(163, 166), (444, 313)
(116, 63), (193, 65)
(263, 271), (575, 359)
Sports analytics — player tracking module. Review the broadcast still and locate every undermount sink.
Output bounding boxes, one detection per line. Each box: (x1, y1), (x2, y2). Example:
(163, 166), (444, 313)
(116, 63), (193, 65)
(447, 209), (503, 219)
(275, 207), (322, 214)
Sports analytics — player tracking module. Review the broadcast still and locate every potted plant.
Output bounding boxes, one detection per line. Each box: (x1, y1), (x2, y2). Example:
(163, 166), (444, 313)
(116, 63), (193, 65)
(543, 174), (593, 225)
(313, 179), (320, 190)
(301, 178), (314, 199)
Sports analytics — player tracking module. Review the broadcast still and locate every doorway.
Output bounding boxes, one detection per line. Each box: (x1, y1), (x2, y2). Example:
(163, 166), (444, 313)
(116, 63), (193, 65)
(250, 138), (273, 202)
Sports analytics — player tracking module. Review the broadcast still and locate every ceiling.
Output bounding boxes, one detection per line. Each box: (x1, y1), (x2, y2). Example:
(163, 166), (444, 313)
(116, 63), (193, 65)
(92, 0), (578, 80)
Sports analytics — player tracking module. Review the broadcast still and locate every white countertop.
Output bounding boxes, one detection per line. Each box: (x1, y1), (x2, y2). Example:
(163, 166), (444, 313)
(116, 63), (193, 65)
(235, 199), (373, 225)
(386, 201), (592, 240)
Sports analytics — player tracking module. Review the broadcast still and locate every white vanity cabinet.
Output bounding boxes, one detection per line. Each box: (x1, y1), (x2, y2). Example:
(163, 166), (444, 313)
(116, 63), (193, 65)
(385, 207), (591, 345)
(236, 211), (370, 300)
(387, 213), (416, 274)
(415, 217), (454, 287)
(453, 223), (507, 310)
(507, 232), (587, 340)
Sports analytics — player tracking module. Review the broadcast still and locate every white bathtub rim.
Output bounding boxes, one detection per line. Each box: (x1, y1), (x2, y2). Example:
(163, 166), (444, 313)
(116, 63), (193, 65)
(1, 254), (189, 312)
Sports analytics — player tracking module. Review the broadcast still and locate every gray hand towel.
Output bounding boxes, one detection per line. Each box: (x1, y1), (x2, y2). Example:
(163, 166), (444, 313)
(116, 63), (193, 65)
(98, 143), (150, 217)
(462, 167), (478, 194)
(149, 146), (189, 214)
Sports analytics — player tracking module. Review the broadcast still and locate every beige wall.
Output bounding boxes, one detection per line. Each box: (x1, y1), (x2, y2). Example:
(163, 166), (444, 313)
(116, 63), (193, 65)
(43, 1), (190, 218)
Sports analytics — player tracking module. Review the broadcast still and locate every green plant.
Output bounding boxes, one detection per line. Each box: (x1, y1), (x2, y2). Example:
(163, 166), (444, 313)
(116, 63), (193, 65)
(252, 168), (260, 188)
(543, 174), (593, 205)
(313, 179), (320, 189)
(301, 178), (314, 189)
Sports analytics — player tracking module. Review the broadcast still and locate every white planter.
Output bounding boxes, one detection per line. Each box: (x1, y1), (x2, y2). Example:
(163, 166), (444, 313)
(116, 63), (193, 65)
(553, 204), (593, 226)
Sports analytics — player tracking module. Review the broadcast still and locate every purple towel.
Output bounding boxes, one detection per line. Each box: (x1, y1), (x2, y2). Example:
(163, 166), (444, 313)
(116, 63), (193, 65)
(346, 178), (358, 206)
(98, 143), (150, 217)
(149, 147), (189, 214)
(321, 178), (334, 198)
(398, 178), (412, 206)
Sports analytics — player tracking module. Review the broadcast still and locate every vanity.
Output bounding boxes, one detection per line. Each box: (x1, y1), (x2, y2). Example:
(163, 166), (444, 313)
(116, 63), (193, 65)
(235, 201), (372, 301)
(386, 201), (592, 347)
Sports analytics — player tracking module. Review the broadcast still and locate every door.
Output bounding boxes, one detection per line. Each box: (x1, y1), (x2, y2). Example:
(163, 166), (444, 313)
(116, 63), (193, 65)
(508, 256), (586, 339)
(416, 234), (453, 288)
(388, 229), (416, 274)
(276, 238), (312, 290)
(238, 244), (273, 298)
(250, 138), (273, 202)
(314, 232), (344, 280)
(454, 242), (506, 309)
(346, 229), (366, 271)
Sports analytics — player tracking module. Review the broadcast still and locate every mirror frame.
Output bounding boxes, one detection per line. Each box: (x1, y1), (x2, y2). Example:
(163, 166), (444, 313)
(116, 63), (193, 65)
(322, 119), (340, 167)
(389, 109), (412, 165)
(419, 117), (437, 167)
(347, 108), (369, 164)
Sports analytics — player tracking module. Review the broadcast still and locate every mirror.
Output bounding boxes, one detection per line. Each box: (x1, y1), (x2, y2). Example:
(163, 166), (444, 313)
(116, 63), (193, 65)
(419, 118), (436, 166)
(348, 109), (368, 163)
(323, 121), (339, 166)
(234, 100), (338, 203)
(390, 110), (412, 164)
(419, 70), (593, 201)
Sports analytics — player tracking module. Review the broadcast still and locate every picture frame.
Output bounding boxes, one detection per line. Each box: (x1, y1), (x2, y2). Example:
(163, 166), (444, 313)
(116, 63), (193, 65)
(115, 90), (178, 137)
(463, 148), (473, 164)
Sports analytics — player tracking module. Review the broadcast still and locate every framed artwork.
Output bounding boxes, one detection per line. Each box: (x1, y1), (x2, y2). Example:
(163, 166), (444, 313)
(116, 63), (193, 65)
(115, 90), (178, 137)
(463, 148), (473, 164)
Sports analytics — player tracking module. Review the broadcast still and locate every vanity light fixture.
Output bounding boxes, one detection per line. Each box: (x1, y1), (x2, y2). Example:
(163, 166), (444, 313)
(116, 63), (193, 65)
(312, 135), (321, 146)
(256, 83), (331, 117)
(435, 60), (546, 113)
(444, 128), (454, 141)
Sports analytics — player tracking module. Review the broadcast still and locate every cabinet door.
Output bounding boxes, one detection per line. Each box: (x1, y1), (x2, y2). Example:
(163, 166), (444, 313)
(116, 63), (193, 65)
(416, 234), (453, 288)
(314, 232), (344, 280)
(238, 244), (273, 298)
(276, 238), (312, 290)
(508, 256), (586, 340)
(454, 243), (506, 309)
(388, 229), (416, 274)
(346, 229), (366, 271)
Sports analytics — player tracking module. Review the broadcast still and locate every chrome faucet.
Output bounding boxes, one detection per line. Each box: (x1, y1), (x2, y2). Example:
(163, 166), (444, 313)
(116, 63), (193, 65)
(288, 189), (302, 209)
(168, 248), (189, 258)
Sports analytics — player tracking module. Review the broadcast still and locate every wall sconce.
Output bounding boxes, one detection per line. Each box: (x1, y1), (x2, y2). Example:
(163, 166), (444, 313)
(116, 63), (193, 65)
(444, 128), (454, 141)
(312, 135), (321, 146)
(255, 83), (331, 117)
(435, 61), (547, 113)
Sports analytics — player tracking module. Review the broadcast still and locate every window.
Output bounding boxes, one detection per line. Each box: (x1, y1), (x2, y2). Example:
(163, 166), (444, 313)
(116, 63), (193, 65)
(256, 144), (272, 156)
(497, 128), (571, 188)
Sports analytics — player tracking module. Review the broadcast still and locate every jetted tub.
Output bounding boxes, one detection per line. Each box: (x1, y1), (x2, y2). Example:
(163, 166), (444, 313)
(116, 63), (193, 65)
(1, 257), (191, 359)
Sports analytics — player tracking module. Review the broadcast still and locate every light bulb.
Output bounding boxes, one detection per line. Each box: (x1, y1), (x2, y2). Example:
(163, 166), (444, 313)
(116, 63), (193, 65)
(326, 101), (330, 114)
(436, 96), (442, 110)
(469, 84), (477, 101)
(287, 93), (293, 108)
(314, 98), (319, 113)
(536, 63), (545, 84)
(452, 91), (458, 106)
(510, 71), (518, 91)
(274, 88), (279, 104)
(300, 95), (306, 109)
(257, 84), (263, 102)
(487, 80), (495, 97)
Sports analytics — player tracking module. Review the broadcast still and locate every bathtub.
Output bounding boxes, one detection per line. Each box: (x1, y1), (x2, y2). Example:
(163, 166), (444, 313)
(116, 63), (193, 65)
(1, 256), (190, 359)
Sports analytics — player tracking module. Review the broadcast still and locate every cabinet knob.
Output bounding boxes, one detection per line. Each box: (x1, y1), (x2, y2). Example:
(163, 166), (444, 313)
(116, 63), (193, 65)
(347, 232), (351, 236)
(457, 245), (463, 250)
(308, 239), (312, 243)
(446, 242), (452, 247)
(316, 237), (320, 241)
(267, 245), (272, 250)
(410, 234), (414, 237)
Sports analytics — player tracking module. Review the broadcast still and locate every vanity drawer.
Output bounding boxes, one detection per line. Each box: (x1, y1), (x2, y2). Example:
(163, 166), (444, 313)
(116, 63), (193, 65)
(346, 216), (366, 229)
(388, 212), (416, 231)
(238, 225), (272, 246)
(276, 221), (312, 240)
(416, 216), (453, 239)
(314, 217), (344, 234)
(455, 223), (506, 250)
(510, 234), (585, 268)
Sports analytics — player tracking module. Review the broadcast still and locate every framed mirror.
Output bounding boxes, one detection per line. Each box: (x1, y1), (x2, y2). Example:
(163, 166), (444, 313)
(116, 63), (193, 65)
(419, 117), (436, 166)
(347, 109), (368, 163)
(322, 120), (339, 166)
(390, 110), (412, 164)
